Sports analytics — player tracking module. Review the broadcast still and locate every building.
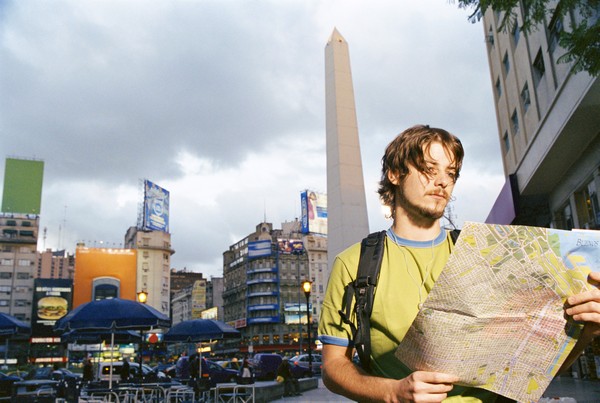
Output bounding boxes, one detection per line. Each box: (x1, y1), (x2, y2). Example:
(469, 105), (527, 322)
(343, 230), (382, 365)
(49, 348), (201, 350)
(483, 4), (599, 378)
(0, 213), (38, 322)
(484, 6), (600, 229)
(124, 226), (174, 315)
(222, 220), (324, 355)
(36, 249), (74, 279)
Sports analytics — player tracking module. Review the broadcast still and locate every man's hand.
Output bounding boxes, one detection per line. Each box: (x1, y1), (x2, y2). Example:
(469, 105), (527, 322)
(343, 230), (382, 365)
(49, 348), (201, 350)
(566, 271), (600, 338)
(391, 370), (459, 403)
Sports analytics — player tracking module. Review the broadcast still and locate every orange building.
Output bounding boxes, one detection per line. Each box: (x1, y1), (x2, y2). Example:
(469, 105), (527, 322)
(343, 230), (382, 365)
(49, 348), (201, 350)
(73, 247), (137, 308)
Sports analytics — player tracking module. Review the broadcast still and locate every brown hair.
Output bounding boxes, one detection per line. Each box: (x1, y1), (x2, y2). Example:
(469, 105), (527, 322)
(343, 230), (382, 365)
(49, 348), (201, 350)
(377, 124), (464, 215)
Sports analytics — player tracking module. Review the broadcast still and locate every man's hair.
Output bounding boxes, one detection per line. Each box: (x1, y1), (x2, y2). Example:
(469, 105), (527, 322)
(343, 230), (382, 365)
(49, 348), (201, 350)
(377, 124), (464, 214)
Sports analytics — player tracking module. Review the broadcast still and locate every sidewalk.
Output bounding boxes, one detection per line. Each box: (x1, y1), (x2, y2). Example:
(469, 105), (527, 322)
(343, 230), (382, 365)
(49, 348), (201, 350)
(271, 376), (600, 402)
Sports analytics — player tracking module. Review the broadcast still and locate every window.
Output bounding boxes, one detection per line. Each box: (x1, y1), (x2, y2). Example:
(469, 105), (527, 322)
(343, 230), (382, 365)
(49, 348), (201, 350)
(503, 131), (510, 154)
(14, 300), (29, 307)
(495, 78), (502, 98)
(512, 23), (520, 45)
(16, 272), (29, 280)
(564, 204), (574, 230)
(0, 272), (11, 279)
(533, 50), (545, 87)
(0, 300), (9, 306)
(18, 260), (31, 266)
(487, 26), (495, 46)
(521, 82), (531, 112)
(0, 286), (11, 293)
(548, 11), (563, 52)
(503, 52), (510, 74)
(1, 259), (13, 266)
(511, 109), (520, 135)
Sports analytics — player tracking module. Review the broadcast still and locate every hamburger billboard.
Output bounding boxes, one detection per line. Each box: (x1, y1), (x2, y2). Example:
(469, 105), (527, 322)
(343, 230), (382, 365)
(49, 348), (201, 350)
(32, 279), (73, 338)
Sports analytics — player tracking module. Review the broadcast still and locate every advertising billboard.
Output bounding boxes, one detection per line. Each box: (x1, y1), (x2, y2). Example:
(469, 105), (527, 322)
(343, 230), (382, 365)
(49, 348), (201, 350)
(31, 279), (73, 338)
(1, 158), (44, 214)
(191, 280), (207, 319)
(284, 302), (312, 324)
(201, 307), (219, 320)
(300, 190), (327, 235)
(143, 180), (170, 232)
(277, 239), (304, 254)
(73, 247), (137, 308)
(248, 240), (271, 258)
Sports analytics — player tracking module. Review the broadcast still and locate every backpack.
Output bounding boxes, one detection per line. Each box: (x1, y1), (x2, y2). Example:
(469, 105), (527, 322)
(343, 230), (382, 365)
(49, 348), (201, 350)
(338, 229), (461, 373)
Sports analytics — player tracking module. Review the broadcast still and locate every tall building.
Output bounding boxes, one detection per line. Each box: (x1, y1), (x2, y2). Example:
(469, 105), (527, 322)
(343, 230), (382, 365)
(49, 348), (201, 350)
(124, 226), (174, 315)
(483, 4), (599, 378)
(325, 29), (370, 270)
(484, 7), (600, 229)
(0, 158), (44, 323)
(0, 213), (38, 322)
(222, 221), (318, 355)
(36, 249), (74, 279)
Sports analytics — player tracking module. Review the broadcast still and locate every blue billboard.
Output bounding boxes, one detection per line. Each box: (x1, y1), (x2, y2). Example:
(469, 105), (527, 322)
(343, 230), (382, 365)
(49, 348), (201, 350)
(248, 240), (272, 258)
(300, 190), (327, 235)
(143, 180), (170, 232)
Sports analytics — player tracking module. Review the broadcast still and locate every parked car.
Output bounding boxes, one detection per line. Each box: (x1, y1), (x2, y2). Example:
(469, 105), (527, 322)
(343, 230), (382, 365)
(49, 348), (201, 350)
(204, 359), (239, 386)
(289, 354), (323, 377)
(216, 360), (242, 371)
(24, 366), (81, 382)
(98, 361), (169, 383)
(163, 358), (238, 387)
(251, 353), (282, 381)
(0, 371), (22, 398)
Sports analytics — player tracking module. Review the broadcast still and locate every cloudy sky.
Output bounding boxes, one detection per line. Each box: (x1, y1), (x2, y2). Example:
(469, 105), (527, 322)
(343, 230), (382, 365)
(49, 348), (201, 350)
(1, 0), (505, 279)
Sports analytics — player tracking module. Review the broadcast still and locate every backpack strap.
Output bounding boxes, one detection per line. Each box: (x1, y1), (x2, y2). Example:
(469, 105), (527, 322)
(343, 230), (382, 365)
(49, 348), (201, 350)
(450, 229), (461, 244)
(338, 230), (386, 373)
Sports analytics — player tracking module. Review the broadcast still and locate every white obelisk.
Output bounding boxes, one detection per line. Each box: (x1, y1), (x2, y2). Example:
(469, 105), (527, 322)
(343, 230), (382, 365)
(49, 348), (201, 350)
(325, 28), (370, 272)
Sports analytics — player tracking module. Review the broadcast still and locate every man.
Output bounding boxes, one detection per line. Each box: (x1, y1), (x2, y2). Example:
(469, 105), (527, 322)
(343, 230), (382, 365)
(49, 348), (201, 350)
(120, 357), (130, 382)
(318, 125), (600, 402)
(176, 350), (191, 380)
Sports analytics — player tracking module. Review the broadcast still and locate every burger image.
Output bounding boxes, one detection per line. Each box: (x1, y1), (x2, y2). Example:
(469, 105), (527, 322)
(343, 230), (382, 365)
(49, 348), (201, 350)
(37, 296), (68, 320)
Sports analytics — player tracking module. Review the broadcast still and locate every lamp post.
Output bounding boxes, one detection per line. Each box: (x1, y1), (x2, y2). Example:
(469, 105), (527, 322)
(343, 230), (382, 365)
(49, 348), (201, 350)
(137, 290), (148, 383)
(301, 280), (312, 377)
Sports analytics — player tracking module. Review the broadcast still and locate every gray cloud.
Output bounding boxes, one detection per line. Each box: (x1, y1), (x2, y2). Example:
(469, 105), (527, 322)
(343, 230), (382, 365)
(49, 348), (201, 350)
(1, 0), (505, 277)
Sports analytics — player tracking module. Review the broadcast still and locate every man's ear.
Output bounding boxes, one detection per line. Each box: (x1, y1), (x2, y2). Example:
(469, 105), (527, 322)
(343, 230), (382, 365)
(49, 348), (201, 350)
(387, 170), (400, 185)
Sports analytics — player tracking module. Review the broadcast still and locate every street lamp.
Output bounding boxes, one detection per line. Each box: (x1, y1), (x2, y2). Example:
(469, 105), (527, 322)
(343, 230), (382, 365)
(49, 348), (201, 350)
(301, 280), (313, 377)
(137, 290), (148, 304)
(136, 290), (148, 383)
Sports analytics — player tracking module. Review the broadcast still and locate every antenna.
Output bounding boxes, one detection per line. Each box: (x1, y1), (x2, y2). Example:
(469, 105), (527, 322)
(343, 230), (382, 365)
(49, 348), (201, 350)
(263, 199), (267, 223)
(58, 205), (67, 250)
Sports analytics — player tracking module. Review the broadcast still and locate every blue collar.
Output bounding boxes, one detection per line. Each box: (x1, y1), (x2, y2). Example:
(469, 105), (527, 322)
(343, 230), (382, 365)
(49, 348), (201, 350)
(386, 227), (447, 248)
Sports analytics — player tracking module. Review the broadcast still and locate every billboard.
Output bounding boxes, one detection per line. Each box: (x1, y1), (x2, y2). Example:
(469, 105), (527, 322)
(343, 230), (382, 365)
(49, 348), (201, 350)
(73, 247), (137, 308)
(191, 280), (207, 319)
(31, 279), (73, 337)
(248, 240), (271, 258)
(300, 190), (327, 235)
(1, 158), (44, 214)
(201, 307), (218, 320)
(143, 180), (170, 232)
(277, 239), (304, 254)
(284, 302), (312, 324)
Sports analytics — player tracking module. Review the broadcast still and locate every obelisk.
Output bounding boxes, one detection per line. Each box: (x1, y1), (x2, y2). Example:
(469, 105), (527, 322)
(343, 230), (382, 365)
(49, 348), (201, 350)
(325, 28), (370, 271)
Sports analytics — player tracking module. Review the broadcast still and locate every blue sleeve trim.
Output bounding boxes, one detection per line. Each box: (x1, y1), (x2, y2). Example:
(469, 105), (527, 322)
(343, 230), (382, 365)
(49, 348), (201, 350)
(318, 334), (353, 347)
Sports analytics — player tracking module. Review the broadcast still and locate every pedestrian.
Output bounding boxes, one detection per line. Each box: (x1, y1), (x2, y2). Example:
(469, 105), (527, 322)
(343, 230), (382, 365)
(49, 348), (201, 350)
(236, 357), (254, 385)
(276, 358), (300, 396)
(82, 357), (93, 382)
(318, 124), (600, 402)
(176, 350), (191, 380)
(120, 357), (130, 382)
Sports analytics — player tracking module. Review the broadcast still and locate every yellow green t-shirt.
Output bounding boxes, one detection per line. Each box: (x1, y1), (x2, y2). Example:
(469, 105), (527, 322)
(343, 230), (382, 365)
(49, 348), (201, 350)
(318, 229), (498, 402)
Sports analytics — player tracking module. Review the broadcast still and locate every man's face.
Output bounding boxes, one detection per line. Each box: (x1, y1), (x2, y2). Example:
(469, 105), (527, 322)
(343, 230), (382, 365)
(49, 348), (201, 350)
(392, 142), (457, 222)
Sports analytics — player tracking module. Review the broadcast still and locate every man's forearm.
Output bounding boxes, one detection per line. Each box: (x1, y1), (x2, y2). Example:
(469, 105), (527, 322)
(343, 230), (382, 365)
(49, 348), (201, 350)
(322, 356), (396, 402)
(558, 326), (595, 374)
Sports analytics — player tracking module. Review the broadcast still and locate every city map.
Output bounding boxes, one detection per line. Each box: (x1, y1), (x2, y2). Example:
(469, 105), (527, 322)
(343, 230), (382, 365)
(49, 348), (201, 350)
(395, 222), (600, 402)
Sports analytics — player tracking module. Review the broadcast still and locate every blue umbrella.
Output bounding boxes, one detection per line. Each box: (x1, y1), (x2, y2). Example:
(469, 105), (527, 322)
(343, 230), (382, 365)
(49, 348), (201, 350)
(54, 298), (170, 332)
(54, 298), (170, 388)
(0, 312), (30, 337)
(164, 319), (240, 343)
(61, 329), (142, 344)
